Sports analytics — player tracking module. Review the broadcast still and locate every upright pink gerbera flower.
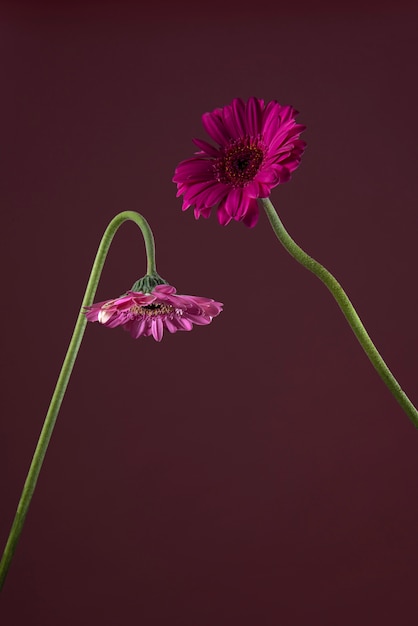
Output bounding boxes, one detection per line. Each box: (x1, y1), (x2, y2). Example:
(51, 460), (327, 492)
(173, 97), (306, 227)
(84, 284), (223, 342)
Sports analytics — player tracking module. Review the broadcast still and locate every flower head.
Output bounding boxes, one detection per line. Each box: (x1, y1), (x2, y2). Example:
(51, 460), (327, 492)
(84, 284), (223, 342)
(173, 97), (306, 227)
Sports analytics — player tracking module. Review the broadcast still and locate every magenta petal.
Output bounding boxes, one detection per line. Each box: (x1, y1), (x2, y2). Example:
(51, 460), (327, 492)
(194, 185), (225, 209)
(98, 308), (115, 324)
(241, 199), (259, 228)
(246, 97), (262, 136)
(262, 101), (280, 143)
(258, 182), (273, 197)
(188, 298), (223, 316)
(224, 188), (242, 217)
(151, 317), (164, 341)
(222, 104), (242, 139)
(277, 166), (291, 183)
(105, 314), (125, 328)
(164, 317), (179, 333)
(185, 313), (211, 325)
(204, 183), (229, 207)
(236, 192), (250, 220)
(185, 183), (219, 209)
(195, 206), (211, 219)
(202, 111), (230, 145)
(231, 98), (246, 135)
(177, 316), (193, 331)
(256, 168), (279, 184)
(132, 318), (148, 339)
(225, 188), (251, 221)
(192, 137), (220, 157)
(174, 158), (213, 182)
(84, 309), (99, 322)
(153, 285), (176, 295)
(278, 104), (294, 124)
(245, 180), (260, 198)
(217, 200), (232, 225)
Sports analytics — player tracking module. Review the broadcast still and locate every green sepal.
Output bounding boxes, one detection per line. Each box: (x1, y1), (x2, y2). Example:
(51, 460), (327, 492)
(130, 272), (168, 294)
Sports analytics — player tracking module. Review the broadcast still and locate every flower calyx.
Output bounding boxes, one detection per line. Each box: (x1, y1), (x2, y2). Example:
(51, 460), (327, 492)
(130, 272), (168, 294)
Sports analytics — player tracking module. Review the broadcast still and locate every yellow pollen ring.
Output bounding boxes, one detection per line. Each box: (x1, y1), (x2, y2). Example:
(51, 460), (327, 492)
(130, 303), (175, 317)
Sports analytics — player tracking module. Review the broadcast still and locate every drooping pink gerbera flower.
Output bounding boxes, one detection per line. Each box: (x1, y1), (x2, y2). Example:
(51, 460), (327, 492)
(173, 97), (306, 227)
(84, 284), (223, 342)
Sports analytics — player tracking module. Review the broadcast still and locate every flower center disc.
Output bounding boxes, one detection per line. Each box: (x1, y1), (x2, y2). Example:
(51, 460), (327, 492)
(131, 303), (174, 317)
(214, 139), (265, 187)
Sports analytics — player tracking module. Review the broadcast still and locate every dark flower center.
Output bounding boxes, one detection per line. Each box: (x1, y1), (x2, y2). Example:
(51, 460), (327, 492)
(131, 303), (175, 317)
(214, 139), (265, 187)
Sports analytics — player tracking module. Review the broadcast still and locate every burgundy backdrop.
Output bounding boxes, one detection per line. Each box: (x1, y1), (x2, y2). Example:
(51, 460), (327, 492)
(1, 1), (417, 624)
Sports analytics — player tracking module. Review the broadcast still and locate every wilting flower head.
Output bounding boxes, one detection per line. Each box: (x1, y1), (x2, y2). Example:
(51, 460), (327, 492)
(84, 284), (223, 342)
(173, 97), (306, 227)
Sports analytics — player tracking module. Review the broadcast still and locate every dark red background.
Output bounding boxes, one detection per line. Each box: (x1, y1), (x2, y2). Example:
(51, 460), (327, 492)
(1, 2), (417, 624)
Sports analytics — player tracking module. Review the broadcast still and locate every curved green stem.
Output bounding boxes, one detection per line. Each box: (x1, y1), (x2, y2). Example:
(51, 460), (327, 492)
(0, 211), (157, 590)
(260, 197), (418, 428)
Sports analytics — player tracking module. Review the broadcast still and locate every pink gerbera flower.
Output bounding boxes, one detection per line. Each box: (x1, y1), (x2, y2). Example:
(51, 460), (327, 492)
(173, 97), (306, 227)
(84, 284), (223, 342)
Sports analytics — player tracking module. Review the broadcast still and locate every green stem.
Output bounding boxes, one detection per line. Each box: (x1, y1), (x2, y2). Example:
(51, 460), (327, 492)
(0, 211), (157, 590)
(260, 197), (418, 429)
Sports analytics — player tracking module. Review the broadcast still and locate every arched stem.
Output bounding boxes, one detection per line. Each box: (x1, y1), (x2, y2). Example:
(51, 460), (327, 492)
(260, 197), (417, 428)
(0, 211), (157, 590)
